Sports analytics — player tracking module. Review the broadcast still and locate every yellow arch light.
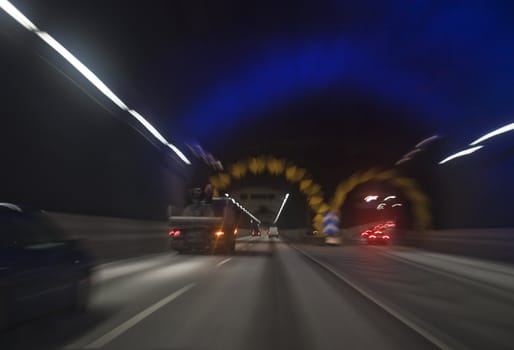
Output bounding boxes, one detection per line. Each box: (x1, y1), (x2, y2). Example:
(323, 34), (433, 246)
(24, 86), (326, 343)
(209, 175), (223, 189)
(332, 169), (431, 230)
(231, 162), (247, 179)
(266, 157), (285, 175)
(218, 173), (231, 188)
(285, 166), (298, 182)
(313, 213), (324, 223)
(293, 168), (307, 182)
(219, 155), (331, 231)
(307, 184), (321, 196)
(299, 179), (313, 191)
(248, 157), (266, 174)
(308, 195), (323, 207)
(317, 203), (331, 215)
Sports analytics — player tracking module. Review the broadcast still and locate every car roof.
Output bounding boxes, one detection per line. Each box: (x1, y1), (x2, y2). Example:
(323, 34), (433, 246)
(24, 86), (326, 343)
(0, 202), (23, 213)
(0, 203), (42, 215)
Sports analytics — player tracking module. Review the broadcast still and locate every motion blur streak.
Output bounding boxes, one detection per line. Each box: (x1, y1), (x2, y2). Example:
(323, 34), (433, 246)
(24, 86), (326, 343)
(469, 122), (514, 146)
(37, 32), (128, 110)
(273, 193), (290, 224)
(415, 135), (440, 149)
(229, 197), (261, 223)
(0, 0), (37, 31)
(0, 0), (190, 164)
(438, 145), (483, 165)
(127, 110), (191, 164)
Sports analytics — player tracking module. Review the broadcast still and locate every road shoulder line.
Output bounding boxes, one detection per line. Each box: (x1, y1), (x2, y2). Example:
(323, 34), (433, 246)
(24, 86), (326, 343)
(291, 245), (462, 350)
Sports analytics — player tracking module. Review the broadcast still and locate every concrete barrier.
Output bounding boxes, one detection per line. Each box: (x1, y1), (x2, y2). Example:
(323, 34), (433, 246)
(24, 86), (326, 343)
(48, 211), (514, 264)
(395, 228), (514, 263)
(48, 212), (170, 264)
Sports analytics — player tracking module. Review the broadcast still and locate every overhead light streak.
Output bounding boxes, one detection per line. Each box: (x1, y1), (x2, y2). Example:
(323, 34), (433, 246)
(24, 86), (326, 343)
(227, 197), (260, 223)
(396, 134), (440, 166)
(273, 193), (290, 224)
(0, 1), (190, 164)
(395, 157), (411, 166)
(438, 145), (483, 165)
(364, 195), (379, 202)
(0, 0), (38, 31)
(384, 196), (396, 201)
(392, 203), (402, 207)
(415, 135), (440, 149)
(404, 149), (422, 158)
(469, 122), (514, 146)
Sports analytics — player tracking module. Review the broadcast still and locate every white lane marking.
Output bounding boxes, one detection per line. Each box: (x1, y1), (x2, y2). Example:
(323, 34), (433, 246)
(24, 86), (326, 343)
(291, 245), (458, 350)
(217, 258), (232, 267)
(84, 283), (195, 349)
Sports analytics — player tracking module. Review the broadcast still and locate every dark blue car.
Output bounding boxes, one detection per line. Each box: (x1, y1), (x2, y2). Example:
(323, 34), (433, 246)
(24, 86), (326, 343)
(0, 203), (94, 328)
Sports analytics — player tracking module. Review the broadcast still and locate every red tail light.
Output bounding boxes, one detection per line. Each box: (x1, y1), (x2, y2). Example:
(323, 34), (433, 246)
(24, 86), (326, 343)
(169, 229), (181, 237)
(361, 232), (369, 237)
(369, 235), (377, 239)
(382, 235), (390, 240)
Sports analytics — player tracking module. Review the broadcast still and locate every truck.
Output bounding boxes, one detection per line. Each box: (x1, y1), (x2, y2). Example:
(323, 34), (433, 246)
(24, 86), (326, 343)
(168, 197), (241, 254)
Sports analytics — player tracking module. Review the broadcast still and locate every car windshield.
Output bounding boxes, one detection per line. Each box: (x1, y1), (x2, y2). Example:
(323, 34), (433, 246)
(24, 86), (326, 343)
(2, 1), (514, 350)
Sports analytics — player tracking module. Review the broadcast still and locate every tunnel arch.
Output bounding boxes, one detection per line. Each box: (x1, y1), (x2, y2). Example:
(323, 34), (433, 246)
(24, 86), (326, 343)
(331, 169), (431, 230)
(208, 155), (330, 230)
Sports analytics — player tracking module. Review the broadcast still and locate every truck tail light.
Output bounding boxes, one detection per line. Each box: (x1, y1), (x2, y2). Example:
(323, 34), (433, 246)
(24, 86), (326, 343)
(169, 229), (181, 237)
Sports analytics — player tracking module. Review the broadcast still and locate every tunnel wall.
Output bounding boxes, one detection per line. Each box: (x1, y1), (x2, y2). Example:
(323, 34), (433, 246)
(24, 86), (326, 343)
(48, 211), (514, 264)
(49, 212), (251, 264)
(395, 229), (514, 263)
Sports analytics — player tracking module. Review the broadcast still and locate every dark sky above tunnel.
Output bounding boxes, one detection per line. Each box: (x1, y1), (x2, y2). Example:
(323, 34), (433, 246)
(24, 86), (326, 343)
(3, 0), (514, 220)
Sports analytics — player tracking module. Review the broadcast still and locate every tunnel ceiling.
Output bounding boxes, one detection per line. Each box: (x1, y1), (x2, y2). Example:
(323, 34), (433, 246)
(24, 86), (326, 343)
(4, 0), (514, 200)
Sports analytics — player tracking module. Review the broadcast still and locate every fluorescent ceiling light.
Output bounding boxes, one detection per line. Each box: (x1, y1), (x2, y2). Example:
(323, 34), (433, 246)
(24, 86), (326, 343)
(469, 123), (514, 146)
(273, 193), (290, 224)
(0, 1), (190, 165)
(128, 110), (167, 144)
(0, 202), (22, 212)
(404, 149), (422, 158)
(384, 196), (396, 201)
(416, 135), (440, 149)
(438, 145), (483, 165)
(364, 195), (378, 202)
(0, 0), (38, 31)
(37, 32), (128, 110)
(395, 157), (411, 166)
(166, 144), (191, 165)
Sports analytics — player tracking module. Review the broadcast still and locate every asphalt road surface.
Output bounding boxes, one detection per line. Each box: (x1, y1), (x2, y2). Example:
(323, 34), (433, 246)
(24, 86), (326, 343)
(2, 236), (513, 350)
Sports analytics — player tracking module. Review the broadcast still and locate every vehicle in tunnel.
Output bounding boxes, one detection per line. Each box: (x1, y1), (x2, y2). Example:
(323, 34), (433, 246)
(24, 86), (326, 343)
(168, 198), (240, 254)
(0, 203), (93, 329)
(268, 225), (279, 238)
(250, 222), (262, 237)
(366, 228), (391, 245)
